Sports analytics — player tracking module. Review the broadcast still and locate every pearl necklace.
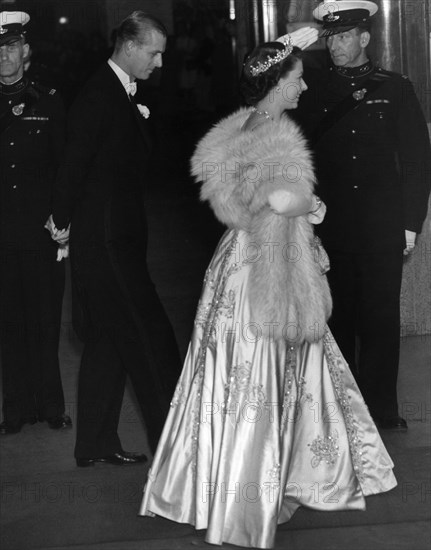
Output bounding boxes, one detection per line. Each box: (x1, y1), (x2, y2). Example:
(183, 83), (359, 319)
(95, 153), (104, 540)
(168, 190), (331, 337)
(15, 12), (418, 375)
(252, 106), (274, 120)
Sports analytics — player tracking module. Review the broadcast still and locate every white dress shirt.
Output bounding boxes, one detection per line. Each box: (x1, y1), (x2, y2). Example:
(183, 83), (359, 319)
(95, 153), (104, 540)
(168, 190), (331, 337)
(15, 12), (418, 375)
(107, 58), (136, 96)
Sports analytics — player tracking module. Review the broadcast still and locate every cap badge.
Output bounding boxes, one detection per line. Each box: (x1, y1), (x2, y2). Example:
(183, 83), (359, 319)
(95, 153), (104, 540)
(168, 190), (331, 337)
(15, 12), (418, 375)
(327, 13), (340, 22)
(353, 88), (367, 101)
(12, 103), (25, 116)
(0, 26), (7, 34)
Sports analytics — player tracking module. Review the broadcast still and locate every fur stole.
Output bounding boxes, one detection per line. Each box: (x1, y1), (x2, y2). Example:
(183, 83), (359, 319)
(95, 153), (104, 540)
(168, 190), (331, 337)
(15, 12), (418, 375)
(191, 107), (332, 343)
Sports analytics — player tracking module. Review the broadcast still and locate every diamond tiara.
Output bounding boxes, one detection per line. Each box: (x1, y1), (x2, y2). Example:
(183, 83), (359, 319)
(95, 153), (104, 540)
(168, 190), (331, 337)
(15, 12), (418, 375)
(249, 35), (294, 77)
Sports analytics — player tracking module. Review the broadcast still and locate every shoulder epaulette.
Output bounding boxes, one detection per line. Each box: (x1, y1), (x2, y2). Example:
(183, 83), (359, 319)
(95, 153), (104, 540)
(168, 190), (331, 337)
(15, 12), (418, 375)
(30, 80), (56, 95)
(375, 67), (407, 81)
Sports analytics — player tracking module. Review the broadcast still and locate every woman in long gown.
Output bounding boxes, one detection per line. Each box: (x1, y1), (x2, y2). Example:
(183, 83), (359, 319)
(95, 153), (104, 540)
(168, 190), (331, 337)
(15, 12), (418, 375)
(140, 33), (397, 550)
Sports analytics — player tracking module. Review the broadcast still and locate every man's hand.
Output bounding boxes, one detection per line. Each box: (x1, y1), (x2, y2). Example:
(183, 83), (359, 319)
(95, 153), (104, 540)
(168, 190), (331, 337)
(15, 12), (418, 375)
(277, 27), (319, 50)
(45, 215), (70, 245)
(56, 244), (69, 262)
(403, 230), (416, 256)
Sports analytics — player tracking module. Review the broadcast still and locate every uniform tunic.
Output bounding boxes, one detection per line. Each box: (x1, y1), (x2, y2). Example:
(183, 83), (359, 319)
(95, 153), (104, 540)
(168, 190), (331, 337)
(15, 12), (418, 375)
(295, 60), (431, 420)
(0, 77), (67, 425)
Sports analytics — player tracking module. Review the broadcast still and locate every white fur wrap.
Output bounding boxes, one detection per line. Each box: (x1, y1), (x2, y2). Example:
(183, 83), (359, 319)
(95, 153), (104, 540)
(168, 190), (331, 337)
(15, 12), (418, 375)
(191, 108), (332, 343)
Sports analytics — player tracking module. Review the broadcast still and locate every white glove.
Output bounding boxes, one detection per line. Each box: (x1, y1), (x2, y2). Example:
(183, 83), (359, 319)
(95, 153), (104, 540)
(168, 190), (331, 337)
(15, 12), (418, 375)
(44, 214), (70, 245)
(56, 244), (69, 262)
(307, 196), (326, 224)
(269, 190), (317, 218)
(277, 27), (319, 50)
(403, 230), (416, 256)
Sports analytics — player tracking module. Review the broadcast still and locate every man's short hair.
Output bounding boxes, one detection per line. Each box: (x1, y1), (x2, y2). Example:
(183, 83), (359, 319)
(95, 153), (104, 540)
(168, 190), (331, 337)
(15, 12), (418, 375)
(354, 21), (372, 34)
(115, 11), (167, 50)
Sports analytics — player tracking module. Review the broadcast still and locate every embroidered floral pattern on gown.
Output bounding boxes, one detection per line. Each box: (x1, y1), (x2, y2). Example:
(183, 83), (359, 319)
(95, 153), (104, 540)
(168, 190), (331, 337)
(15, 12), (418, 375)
(140, 229), (397, 549)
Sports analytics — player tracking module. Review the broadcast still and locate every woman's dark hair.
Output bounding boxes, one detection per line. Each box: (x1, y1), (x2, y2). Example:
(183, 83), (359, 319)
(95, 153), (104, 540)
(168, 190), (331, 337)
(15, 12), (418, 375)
(115, 10), (167, 50)
(240, 43), (303, 105)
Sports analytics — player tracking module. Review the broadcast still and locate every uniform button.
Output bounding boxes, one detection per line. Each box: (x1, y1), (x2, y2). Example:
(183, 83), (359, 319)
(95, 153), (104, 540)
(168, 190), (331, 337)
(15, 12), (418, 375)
(353, 185), (358, 189)
(11, 164), (16, 168)
(352, 130), (356, 134)
(352, 155), (357, 159)
(10, 142), (14, 146)
(12, 185), (17, 189)
(324, 108), (328, 113)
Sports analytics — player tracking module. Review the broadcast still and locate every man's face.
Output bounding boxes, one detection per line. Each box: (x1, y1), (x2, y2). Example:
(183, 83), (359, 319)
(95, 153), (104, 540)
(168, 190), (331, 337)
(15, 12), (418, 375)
(0, 38), (28, 81)
(128, 30), (166, 80)
(326, 29), (368, 68)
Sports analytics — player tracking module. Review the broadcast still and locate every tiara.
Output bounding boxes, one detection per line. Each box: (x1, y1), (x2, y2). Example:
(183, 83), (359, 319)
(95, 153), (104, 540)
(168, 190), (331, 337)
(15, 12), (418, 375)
(249, 35), (293, 77)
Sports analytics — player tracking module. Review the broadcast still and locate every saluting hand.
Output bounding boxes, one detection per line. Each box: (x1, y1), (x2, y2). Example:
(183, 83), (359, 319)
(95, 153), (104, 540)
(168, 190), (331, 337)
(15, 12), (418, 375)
(277, 27), (319, 51)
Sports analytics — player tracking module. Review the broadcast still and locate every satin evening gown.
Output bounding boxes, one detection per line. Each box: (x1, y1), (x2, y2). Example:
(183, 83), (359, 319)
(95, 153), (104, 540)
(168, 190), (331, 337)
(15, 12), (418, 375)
(140, 229), (397, 549)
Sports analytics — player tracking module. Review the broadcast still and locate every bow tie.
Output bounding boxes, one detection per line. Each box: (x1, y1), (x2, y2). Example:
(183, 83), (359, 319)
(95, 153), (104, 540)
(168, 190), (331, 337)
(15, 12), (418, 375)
(125, 81), (137, 96)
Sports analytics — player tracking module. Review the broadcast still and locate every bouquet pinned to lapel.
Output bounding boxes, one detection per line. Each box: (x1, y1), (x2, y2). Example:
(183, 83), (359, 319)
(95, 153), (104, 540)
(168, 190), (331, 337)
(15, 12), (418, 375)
(137, 104), (150, 118)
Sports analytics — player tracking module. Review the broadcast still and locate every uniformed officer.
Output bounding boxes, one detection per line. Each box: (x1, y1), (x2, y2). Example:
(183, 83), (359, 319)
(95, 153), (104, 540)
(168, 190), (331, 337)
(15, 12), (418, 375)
(0, 11), (72, 433)
(294, 1), (431, 430)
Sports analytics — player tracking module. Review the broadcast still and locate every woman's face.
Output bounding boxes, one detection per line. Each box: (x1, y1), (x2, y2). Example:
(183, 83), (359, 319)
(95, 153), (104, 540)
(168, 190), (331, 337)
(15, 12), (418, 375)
(278, 60), (307, 110)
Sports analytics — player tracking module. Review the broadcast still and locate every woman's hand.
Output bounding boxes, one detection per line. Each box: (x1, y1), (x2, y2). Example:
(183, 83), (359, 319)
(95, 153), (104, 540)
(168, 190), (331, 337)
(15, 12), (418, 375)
(307, 196), (326, 224)
(268, 190), (313, 217)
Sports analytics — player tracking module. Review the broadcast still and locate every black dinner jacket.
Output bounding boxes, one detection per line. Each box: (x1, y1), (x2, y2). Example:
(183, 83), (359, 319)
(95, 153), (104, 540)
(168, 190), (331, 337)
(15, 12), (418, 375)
(52, 62), (152, 248)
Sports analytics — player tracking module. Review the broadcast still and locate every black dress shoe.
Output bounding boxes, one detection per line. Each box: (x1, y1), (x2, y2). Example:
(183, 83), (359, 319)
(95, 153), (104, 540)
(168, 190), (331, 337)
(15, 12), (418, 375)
(0, 418), (37, 435)
(375, 416), (408, 430)
(76, 451), (148, 467)
(47, 414), (72, 430)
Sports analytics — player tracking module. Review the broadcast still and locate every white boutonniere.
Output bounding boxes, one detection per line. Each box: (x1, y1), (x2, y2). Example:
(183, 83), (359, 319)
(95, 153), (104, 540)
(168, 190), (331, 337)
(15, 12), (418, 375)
(136, 104), (150, 118)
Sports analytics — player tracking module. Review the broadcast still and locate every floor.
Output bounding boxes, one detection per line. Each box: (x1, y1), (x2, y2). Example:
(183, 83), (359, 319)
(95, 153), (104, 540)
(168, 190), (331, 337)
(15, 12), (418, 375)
(1, 112), (430, 550)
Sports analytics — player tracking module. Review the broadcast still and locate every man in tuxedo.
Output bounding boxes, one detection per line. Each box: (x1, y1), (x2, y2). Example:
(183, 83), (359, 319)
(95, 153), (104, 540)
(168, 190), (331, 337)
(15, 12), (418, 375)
(48, 11), (181, 466)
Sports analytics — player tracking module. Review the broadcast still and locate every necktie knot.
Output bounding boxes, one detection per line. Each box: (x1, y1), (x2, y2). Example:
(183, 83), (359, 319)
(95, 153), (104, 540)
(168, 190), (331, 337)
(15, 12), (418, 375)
(125, 81), (137, 96)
